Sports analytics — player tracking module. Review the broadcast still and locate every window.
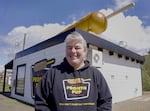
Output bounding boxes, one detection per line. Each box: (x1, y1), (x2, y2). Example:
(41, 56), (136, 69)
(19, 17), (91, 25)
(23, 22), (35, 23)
(15, 64), (26, 96)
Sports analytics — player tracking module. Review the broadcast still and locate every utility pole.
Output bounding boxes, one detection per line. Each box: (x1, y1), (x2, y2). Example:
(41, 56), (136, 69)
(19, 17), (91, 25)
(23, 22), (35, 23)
(23, 33), (26, 50)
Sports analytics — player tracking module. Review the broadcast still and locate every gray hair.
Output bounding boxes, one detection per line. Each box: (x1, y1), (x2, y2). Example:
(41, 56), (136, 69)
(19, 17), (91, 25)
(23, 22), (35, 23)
(65, 31), (87, 52)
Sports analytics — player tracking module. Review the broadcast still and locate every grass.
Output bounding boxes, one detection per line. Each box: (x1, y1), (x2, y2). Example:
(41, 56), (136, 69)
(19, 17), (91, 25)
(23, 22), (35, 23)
(0, 82), (11, 92)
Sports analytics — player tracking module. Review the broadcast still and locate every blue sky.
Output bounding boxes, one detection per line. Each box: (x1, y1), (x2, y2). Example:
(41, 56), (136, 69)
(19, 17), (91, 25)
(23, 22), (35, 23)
(0, 0), (110, 34)
(0, 0), (150, 71)
(0, 0), (149, 35)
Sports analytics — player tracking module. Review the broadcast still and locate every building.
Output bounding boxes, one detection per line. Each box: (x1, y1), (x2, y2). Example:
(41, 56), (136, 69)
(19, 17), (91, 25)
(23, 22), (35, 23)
(9, 28), (144, 105)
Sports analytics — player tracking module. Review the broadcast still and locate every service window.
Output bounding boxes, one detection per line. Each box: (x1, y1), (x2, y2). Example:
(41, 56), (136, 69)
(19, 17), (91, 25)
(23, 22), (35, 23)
(15, 64), (26, 96)
(32, 58), (55, 97)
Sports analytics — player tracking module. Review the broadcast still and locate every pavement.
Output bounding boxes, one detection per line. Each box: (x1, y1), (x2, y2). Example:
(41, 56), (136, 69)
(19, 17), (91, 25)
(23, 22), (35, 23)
(112, 91), (150, 111)
(0, 93), (34, 111)
(0, 91), (150, 111)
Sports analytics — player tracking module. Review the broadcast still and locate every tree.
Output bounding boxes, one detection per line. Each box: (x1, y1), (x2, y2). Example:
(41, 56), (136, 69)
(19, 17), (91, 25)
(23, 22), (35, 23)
(142, 53), (150, 91)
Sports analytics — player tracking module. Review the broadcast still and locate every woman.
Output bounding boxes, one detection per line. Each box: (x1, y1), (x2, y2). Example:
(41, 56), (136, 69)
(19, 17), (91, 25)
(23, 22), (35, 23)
(35, 31), (112, 111)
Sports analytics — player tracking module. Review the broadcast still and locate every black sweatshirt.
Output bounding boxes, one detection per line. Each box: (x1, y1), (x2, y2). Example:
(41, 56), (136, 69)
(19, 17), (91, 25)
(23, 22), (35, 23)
(35, 58), (112, 111)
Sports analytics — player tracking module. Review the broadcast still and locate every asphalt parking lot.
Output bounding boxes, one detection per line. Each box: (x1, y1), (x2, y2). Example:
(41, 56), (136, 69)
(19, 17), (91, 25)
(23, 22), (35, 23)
(0, 92), (150, 111)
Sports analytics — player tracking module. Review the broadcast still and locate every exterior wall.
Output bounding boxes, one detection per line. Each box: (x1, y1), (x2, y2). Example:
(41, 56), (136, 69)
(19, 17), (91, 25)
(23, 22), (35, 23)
(99, 51), (142, 103)
(11, 43), (66, 105)
(11, 43), (142, 104)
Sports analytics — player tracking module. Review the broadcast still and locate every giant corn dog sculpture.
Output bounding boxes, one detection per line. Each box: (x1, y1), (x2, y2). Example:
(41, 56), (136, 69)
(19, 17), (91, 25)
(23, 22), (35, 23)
(62, 3), (134, 34)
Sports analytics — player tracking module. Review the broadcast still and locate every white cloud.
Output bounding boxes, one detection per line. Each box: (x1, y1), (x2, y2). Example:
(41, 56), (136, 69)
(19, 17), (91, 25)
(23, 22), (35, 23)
(68, 14), (77, 22)
(144, 26), (150, 34)
(0, 65), (4, 73)
(1, 7), (150, 72)
(0, 23), (66, 72)
(4, 23), (66, 51)
(100, 9), (150, 55)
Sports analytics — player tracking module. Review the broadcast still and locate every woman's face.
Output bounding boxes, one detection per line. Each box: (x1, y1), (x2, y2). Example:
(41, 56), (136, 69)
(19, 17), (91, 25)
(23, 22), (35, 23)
(66, 40), (86, 70)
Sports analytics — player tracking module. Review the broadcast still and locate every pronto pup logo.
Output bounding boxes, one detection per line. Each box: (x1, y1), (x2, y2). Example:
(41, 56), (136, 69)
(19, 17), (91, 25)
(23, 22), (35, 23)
(63, 78), (90, 100)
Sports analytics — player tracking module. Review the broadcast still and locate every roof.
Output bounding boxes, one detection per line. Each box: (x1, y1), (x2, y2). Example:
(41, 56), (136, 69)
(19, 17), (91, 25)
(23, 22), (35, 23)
(5, 60), (13, 69)
(15, 28), (144, 63)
